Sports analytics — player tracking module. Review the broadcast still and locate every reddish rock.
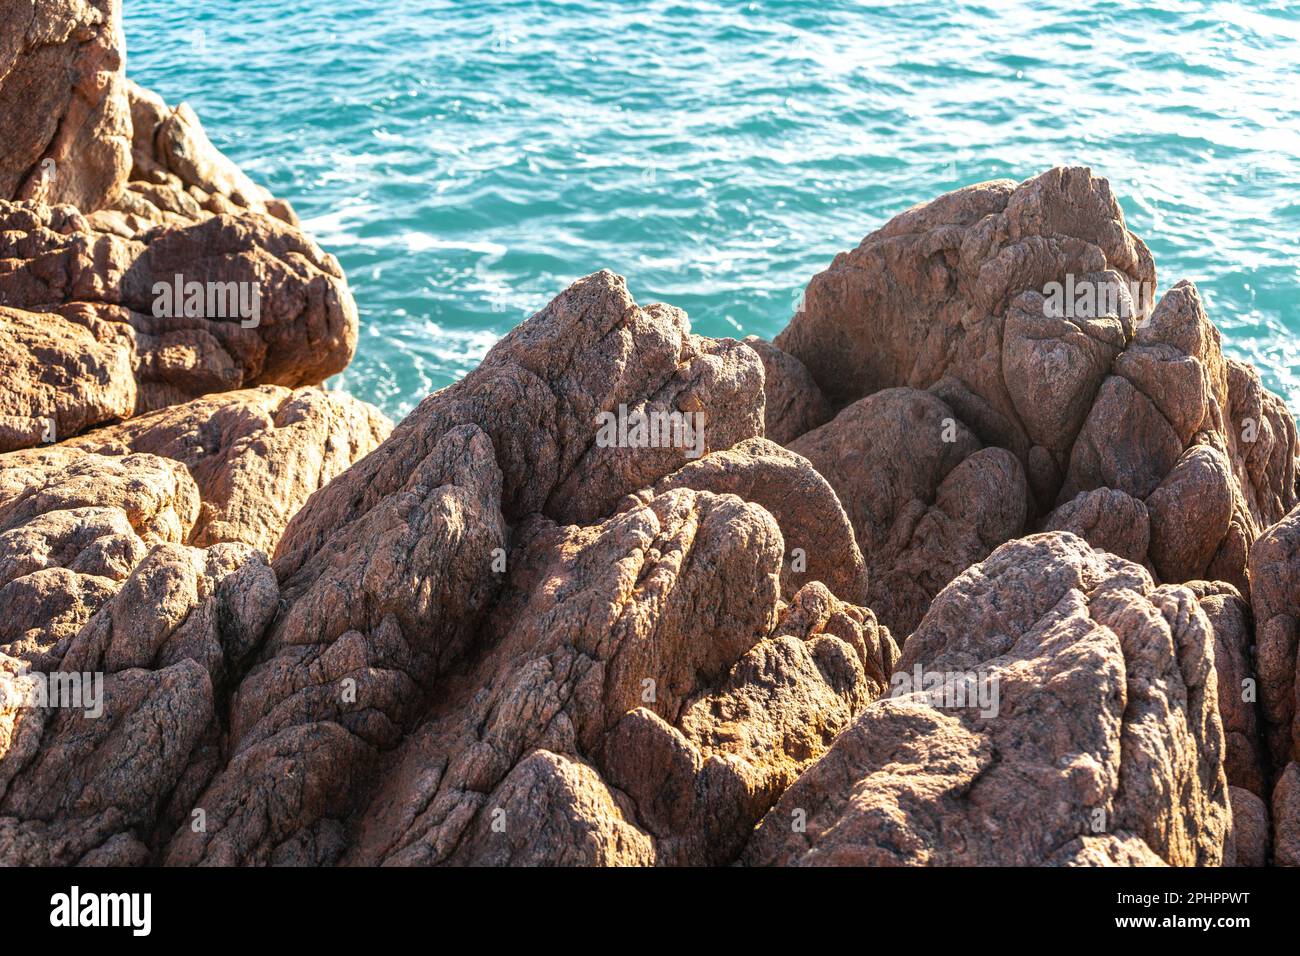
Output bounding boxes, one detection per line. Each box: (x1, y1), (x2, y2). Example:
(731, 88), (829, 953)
(789, 387), (1027, 635)
(775, 168), (1297, 595)
(1041, 488), (1150, 565)
(627, 436), (869, 604)
(742, 533), (1229, 866)
(0, 0), (131, 212)
(1186, 581), (1267, 796)
(742, 336), (831, 445)
(1224, 786), (1268, 867)
(0, 201), (359, 450)
(1272, 763), (1300, 866)
(1248, 507), (1300, 770)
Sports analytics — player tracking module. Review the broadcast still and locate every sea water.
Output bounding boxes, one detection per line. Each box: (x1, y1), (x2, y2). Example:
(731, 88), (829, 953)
(123, 0), (1300, 420)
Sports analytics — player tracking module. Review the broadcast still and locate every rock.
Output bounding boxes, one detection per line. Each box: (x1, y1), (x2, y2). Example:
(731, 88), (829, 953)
(789, 387), (1027, 635)
(1186, 581), (1266, 796)
(741, 532), (1229, 866)
(0, 304), (136, 450)
(742, 336), (831, 445)
(1272, 762), (1300, 866)
(59, 385), (390, 554)
(775, 167), (1297, 594)
(0, 0), (131, 212)
(0, 385), (384, 667)
(90, 82), (298, 235)
(273, 270), (764, 574)
(1224, 786), (1268, 867)
(1046, 833), (1168, 867)
(164, 423), (508, 865)
(0, 539), (278, 865)
(157, 274), (888, 866)
(627, 436), (869, 604)
(0, 202), (359, 449)
(339, 489), (890, 867)
(1248, 506), (1300, 770)
(1041, 488), (1149, 565)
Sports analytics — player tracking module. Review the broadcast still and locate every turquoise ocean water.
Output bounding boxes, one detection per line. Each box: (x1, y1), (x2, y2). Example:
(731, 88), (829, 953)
(122, 0), (1300, 420)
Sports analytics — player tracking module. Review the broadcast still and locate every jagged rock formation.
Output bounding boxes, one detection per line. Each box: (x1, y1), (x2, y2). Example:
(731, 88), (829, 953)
(741, 533), (1229, 866)
(0, 202), (358, 452)
(774, 169), (1298, 605)
(0, 2), (1297, 867)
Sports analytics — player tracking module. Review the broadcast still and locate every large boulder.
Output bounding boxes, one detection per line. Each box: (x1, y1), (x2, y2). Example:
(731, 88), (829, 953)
(742, 533), (1230, 866)
(789, 386), (1027, 635)
(160, 273), (889, 865)
(774, 167), (1298, 596)
(0, 201), (359, 450)
(0, 0), (131, 212)
(1248, 506), (1300, 770)
(89, 81), (299, 237)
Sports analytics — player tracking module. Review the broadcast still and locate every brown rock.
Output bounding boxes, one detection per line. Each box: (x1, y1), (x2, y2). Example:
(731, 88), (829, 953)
(0, 0), (131, 212)
(789, 387), (1027, 635)
(628, 436), (868, 604)
(60, 385), (390, 554)
(0, 304), (136, 450)
(273, 270), (764, 575)
(0, 201), (359, 448)
(742, 336), (831, 445)
(1041, 487), (1149, 564)
(1248, 507), (1300, 769)
(1186, 580), (1267, 796)
(1272, 763), (1300, 866)
(1224, 786), (1268, 867)
(0, 539), (278, 865)
(775, 168), (1297, 594)
(741, 532), (1229, 866)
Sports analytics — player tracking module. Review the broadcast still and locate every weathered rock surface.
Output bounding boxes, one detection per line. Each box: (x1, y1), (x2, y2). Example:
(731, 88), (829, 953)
(89, 81), (298, 237)
(773, 167), (1298, 601)
(0, 201), (358, 452)
(59, 385), (390, 553)
(1186, 580), (1267, 796)
(742, 533), (1229, 866)
(1225, 786), (1269, 867)
(625, 436), (869, 604)
(1272, 762), (1300, 866)
(743, 336), (831, 445)
(0, 0), (131, 212)
(4, 148), (1299, 872)
(789, 386), (1027, 635)
(1248, 506), (1300, 772)
(158, 273), (893, 866)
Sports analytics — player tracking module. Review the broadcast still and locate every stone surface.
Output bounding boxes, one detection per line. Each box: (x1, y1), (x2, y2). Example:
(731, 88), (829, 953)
(0, 0), (131, 212)
(60, 385), (390, 554)
(775, 168), (1298, 595)
(742, 533), (1230, 867)
(1272, 762), (1300, 867)
(789, 386), (1027, 636)
(1248, 506), (1300, 770)
(0, 201), (358, 449)
(3, 155), (1298, 871)
(1186, 580), (1267, 796)
(743, 336), (831, 445)
(1225, 786), (1268, 867)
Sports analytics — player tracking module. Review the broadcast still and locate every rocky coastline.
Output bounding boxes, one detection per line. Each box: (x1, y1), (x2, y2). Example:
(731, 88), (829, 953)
(1, 1), (1297, 867)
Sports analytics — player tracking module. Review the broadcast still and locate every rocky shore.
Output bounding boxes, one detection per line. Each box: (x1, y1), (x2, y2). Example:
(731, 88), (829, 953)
(1, 1), (1298, 867)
